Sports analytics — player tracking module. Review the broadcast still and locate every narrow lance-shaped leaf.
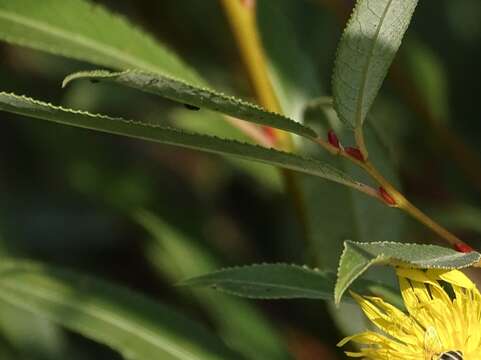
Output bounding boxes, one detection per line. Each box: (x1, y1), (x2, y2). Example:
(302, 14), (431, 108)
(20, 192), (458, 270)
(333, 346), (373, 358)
(62, 70), (318, 139)
(0, 92), (371, 193)
(332, 0), (418, 129)
(0, 259), (244, 360)
(335, 241), (481, 304)
(182, 264), (335, 300)
(182, 263), (399, 303)
(0, 0), (202, 84)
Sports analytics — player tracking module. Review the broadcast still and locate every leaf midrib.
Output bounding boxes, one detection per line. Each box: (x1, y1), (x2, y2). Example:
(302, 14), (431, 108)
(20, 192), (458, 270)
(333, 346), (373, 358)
(198, 279), (329, 297)
(355, 0), (394, 128)
(0, 282), (202, 360)
(0, 9), (161, 74)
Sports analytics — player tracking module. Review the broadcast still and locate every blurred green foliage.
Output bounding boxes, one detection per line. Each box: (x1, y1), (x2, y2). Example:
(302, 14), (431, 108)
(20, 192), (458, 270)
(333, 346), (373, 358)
(0, 0), (480, 358)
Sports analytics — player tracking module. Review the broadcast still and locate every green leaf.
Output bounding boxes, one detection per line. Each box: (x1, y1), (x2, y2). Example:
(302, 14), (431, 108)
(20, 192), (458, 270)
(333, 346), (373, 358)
(0, 301), (64, 359)
(301, 104), (406, 271)
(182, 263), (392, 302)
(0, 235), (63, 359)
(136, 211), (292, 360)
(332, 0), (418, 129)
(335, 241), (481, 304)
(0, 0), (201, 84)
(0, 92), (365, 191)
(0, 259), (244, 360)
(173, 109), (283, 190)
(182, 264), (336, 300)
(62, 69), (318, 139)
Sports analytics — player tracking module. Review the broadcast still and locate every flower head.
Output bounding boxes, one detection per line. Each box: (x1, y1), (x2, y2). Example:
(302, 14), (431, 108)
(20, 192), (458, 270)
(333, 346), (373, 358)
(338, 268), (481, 359)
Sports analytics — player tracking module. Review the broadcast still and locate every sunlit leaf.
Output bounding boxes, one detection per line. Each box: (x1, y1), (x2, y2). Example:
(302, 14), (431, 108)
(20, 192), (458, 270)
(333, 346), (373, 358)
(0, 0), (201, 84)
(332, 0), (418, 129)
(63, 70), (318, 139)
(0, 92), (367, 191)
(335, 241), (481, 304)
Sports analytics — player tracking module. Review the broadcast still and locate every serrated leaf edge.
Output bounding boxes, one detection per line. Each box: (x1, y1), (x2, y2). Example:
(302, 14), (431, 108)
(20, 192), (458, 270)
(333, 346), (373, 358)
(332, 0), (419, 129)
(180, 263), (330, 300)
(0, 91), (363, 189)
(62, 69), (318, 139)
(335, 240), (481, 304)
(334, 242), (380, 305)
(345, 240), (481, 269)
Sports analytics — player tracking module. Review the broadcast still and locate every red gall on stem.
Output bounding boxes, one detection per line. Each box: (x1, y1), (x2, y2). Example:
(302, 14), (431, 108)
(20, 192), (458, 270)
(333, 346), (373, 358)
(345, 147), (364, 162)
(454, 243), (474, 253)
(379, 187), (396, 206)
(327, 130), (340, 149)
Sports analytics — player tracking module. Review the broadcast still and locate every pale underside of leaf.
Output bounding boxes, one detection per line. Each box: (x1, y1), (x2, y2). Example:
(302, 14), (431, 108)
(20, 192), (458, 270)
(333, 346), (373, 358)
(62, 70), (318, 139)
(0, 0), (202, 84)
(332, 0), (418, 129)
(335, 241), (481, 304)
(0, 260), (243, 360)
(0, 92), (368, 193)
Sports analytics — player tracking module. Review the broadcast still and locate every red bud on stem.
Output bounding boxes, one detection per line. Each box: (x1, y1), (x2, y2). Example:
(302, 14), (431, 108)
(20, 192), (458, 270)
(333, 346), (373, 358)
(454, 243), (474, 253)
(327, 130), (340, 149)
(379, 187), (396, 206)
(345, 147), (364, 162)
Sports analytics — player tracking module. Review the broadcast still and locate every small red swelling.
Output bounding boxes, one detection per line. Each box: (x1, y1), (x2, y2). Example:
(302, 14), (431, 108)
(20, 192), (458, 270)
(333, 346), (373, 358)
(454, 243), (474, 253)
(379, 187), (396, 206)
(345, 147), (364, 162)
(327, 130), (340, 149)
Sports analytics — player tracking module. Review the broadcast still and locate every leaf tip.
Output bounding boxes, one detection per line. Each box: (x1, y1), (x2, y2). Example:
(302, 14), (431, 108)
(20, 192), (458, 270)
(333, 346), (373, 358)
(61, 76), (72, 89)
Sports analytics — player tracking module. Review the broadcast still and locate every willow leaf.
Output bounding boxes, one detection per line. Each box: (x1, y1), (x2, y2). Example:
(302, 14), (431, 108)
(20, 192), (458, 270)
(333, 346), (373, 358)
(332, 0), (418, 129)
(335, 241), (481, 304)
(63, 70), (317, 139)
(0, 92), (367, 191)
(0, 259), (243, 360)
(182, 263), (399, 303)
(0, 0), (201, 84)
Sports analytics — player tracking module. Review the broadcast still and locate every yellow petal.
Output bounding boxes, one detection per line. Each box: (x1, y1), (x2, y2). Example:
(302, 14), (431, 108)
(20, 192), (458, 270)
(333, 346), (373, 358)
(340, 267), (481, 358)
(338, 331), (401, 348)
(427, 269), (475, 289)
(343, 352), (364, 358)
(396, 268), (433, 284)
(399, 277), (420, 311)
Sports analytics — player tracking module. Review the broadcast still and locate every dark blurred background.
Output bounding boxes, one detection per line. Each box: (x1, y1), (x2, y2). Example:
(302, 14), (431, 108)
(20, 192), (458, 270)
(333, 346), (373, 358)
(0, 0), (480, 359)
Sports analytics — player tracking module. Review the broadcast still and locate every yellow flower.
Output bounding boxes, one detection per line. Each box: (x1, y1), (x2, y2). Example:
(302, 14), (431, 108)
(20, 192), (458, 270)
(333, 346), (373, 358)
(338, 268), (481, 359)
